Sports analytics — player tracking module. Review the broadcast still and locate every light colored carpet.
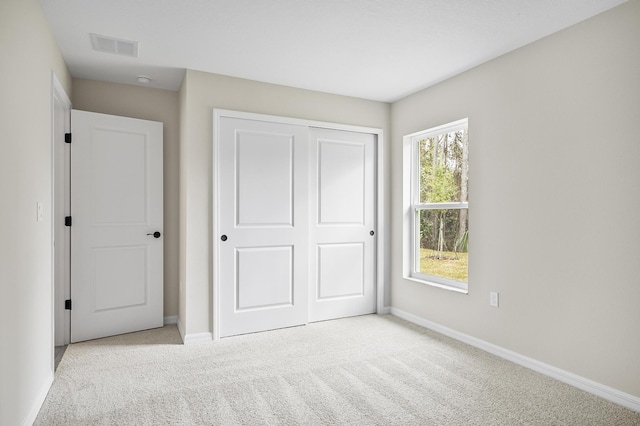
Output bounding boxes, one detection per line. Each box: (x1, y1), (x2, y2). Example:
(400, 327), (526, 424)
(36, 315), (640, 425)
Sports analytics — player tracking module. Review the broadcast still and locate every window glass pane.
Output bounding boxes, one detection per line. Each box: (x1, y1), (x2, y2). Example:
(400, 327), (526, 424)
(418, 128), (468, 204)
(416, 208), (468, 283)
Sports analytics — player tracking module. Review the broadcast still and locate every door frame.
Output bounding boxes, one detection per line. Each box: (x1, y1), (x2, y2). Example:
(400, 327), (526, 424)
(52, 72), (72, 349)
(212, 109), (385, 340)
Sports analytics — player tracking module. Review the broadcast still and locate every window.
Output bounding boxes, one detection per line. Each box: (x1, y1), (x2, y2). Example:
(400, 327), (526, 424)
(404, 119), (468, 292)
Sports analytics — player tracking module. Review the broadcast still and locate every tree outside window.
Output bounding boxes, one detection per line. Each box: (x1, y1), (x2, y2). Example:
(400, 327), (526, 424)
(410, 119), (468, 291)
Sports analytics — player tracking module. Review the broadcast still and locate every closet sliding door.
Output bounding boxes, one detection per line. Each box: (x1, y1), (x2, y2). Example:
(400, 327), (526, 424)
(308, 128), (376, 322)
(216, 113), (377, 338)
(218, 117), (309, 338)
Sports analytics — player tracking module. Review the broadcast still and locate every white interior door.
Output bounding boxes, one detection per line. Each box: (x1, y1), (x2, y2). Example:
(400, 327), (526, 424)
(308, 128), (376, 322)
(71, 110), (163, 343)
(218, 117), (309, 338)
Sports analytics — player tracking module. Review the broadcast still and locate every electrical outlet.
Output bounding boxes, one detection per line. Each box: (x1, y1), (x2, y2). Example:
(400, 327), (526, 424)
(37, 202), (43, 222)
(489, 292), (499, 307)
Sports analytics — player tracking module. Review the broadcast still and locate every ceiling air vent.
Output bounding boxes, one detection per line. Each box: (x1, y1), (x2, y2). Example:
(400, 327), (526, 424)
(90, 33), (138, 57)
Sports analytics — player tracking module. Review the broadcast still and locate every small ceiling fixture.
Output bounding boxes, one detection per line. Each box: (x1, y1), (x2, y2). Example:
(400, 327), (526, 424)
(137, 76), (152, 84)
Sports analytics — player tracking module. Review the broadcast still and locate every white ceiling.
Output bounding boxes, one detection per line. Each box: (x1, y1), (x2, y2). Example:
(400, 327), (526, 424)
(39, 0), (625, 102)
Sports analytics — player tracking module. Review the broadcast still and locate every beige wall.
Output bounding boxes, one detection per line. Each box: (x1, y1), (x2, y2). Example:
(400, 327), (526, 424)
(3, 2), (636, 422)
(0, 0), (72, 424)
(71, 79), (180, 319)
(179, 70), (391, 336)
(390, 1), (640, 398)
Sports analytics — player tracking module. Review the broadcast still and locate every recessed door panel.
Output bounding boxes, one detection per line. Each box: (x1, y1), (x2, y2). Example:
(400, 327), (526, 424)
(236, 246), (293, 310)
(94, 246), (147, 311)
(92, 129), (147, 224)
(319, 141), (365, 225)
(317, 243), (364, 300)
(236, 131), (293, 227)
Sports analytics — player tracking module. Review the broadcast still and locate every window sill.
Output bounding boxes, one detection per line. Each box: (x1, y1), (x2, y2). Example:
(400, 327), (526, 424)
(403, 275), (468, 294)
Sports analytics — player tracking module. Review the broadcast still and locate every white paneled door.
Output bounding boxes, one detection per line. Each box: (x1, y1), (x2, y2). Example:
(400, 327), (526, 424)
(218, 115), (377, 337)
(71, 110), (163, 343)
(308, 128), (376, 322)
(218, 118), (309, 338)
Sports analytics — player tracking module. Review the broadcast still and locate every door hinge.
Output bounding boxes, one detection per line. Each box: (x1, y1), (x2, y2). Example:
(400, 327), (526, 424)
(65, 133), (72, 143)
(65, 216), (72, 226)
(65, 299), (72, 310)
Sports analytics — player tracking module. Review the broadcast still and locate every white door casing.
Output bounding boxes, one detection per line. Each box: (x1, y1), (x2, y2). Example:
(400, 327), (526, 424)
(308, 128), (376, 322)
(71, 110), (163, 343)
(218, 117), (309, 338)
(52, 74), (71, 347)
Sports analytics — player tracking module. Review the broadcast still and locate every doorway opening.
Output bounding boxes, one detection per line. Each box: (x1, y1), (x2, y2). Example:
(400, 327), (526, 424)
(52, 73), (71, 368)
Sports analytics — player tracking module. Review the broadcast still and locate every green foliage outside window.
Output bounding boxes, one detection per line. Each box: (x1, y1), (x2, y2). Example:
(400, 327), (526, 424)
(417, 128), (468, 282)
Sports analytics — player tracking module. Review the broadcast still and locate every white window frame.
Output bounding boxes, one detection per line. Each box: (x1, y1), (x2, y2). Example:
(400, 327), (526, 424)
(403, 118), (469, 293)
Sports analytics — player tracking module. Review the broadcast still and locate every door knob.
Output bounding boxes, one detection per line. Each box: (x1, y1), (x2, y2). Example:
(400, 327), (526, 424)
(370, 230), (375, 236)
(221, 235), (228, 242)
(147, 231), (161, 238)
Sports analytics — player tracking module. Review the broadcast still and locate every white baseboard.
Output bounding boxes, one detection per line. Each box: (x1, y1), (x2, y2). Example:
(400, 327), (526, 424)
(175, 317), (213, 344)
(390, 307), (640, 414)
(163, 315), (178, 325)
(377, 306), (391, 315)
(22, 372), (53, 426)
(183, 332), (213, 344)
